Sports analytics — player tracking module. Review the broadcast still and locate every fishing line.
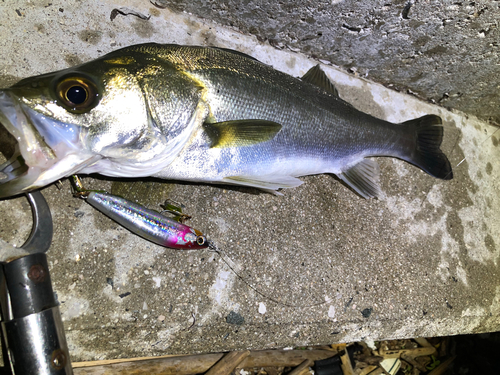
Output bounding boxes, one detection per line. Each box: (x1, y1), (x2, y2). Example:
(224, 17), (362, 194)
(211, 122), (499, 306)
(71, 178), (332, 308)
(214, 119), (495, 306)
(207, 241), (333, 308)
(109, 181), (333, 307)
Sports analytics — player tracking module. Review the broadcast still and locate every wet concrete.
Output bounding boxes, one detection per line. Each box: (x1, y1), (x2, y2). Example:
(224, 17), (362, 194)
(0, 0), (499, 362)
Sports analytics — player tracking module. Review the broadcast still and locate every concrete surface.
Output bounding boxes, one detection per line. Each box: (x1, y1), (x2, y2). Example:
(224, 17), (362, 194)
(162, 0), (500, 126)
(0, 0), (499, 362)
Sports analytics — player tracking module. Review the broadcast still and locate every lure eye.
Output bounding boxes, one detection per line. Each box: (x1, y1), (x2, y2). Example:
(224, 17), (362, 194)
(196, 235), (207, 246)
(56, 76), (99, 113)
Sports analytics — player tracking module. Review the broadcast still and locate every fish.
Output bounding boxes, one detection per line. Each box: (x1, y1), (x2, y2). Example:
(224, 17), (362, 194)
(85, 190), (208, 249)
(0, 43), (452, 199)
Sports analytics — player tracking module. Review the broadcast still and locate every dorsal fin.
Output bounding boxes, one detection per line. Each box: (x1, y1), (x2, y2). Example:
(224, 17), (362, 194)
(302, 64), (339, 97)
(212, 47), (260, 61)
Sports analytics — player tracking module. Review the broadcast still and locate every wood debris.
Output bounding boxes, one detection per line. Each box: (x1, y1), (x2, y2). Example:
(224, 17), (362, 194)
(71, 337), (458, 374)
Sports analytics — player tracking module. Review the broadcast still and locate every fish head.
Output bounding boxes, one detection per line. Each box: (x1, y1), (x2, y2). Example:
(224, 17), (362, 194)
(0, 47), (199, 198)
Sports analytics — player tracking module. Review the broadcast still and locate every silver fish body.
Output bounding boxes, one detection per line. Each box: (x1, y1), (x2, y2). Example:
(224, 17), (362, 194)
(0, 44), (452, 199)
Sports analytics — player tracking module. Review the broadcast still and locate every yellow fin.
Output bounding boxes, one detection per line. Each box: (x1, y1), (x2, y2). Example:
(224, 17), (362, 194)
(203, 120), (282, 148)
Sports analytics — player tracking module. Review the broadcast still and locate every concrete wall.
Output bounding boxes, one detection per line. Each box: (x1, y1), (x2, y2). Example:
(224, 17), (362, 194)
(161, 0), (500, 125)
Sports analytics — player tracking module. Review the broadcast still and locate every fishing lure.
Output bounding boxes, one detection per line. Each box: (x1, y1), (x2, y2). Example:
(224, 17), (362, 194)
(85, 191), (208, 249)
(71, 177), (207, 249)
(71, 177), (337, 306)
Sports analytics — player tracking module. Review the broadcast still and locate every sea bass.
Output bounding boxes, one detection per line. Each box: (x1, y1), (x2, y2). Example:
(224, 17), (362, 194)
(0, 43), (452, 199)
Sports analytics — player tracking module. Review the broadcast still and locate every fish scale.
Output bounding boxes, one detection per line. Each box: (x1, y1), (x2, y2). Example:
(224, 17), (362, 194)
(0, 43), (452, 199)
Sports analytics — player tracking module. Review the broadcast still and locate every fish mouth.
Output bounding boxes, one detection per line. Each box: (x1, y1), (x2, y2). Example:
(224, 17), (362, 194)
(0, 91), (98, 198)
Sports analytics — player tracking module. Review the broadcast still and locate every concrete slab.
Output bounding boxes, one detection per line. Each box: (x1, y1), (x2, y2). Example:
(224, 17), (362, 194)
(0, 0), (499, 362)
(160, 0), (500, 126)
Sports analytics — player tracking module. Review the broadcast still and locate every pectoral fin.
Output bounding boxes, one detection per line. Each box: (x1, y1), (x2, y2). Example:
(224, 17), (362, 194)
(203, 120), (282, 148)
(302, 64), (339, 97)
(338, 159), (382, 199)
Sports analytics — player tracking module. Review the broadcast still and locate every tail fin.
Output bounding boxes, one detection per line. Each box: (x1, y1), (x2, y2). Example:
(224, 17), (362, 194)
(402, 115), (453, 180)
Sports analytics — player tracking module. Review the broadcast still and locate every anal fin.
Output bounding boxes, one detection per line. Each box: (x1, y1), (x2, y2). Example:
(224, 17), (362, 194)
(223, 175), (303, 193)
(338, 159), (382, 199)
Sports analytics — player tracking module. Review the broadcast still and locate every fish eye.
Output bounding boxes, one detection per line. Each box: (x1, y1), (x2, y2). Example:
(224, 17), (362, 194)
(66, 85), (87, 105)
(56, 76), (99, 113)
